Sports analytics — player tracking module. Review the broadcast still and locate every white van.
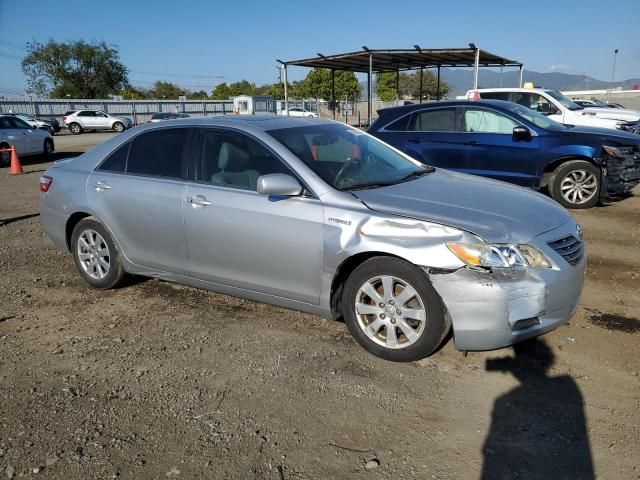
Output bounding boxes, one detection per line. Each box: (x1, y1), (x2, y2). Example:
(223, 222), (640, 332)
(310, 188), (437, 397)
(465, 88), (640, 131)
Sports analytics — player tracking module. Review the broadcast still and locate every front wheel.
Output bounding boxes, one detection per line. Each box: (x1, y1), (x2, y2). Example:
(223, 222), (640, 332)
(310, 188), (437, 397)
(113, 122), (125, 133)
(43, 138), (54, 156)
(550, 160), (600, 209)
(342, 257), (449, 362)
(71, 219), (127, 289)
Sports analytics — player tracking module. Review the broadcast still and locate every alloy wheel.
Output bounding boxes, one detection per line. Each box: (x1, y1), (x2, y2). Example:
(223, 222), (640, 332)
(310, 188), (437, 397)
(354, 275), (426, 349)
(560, 169), (598, 205)
(77, 229), (110, 280)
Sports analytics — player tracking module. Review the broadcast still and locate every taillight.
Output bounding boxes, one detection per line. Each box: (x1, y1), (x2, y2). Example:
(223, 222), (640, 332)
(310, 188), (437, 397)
(62, 116), (67, 122)
(40, 175), (53, 192)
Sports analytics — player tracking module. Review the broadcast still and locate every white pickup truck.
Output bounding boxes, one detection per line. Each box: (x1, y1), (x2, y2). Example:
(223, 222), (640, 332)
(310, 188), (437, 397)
(465, 88), (640, 132)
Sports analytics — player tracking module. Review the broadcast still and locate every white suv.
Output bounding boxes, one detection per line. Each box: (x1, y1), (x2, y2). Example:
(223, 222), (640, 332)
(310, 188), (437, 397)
(466, 88), (640, 132)
(64, 110), (133, 134)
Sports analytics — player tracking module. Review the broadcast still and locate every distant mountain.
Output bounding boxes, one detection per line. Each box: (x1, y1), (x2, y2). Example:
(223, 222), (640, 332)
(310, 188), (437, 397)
(360, 70), (640, 99)
(439, 69), (640, 97)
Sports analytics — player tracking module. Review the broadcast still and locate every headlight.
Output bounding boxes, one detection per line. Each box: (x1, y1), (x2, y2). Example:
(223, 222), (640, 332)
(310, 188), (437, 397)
(602, 145), (634, 156)
(447, 243), (551, 269)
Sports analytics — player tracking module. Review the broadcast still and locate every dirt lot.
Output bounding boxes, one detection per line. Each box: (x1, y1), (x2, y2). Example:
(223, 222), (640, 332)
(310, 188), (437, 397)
(1, 133), (638, 479)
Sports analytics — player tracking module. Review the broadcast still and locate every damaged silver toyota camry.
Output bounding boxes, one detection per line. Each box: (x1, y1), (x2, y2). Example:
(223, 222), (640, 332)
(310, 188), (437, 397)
(40, 116), (585, 361)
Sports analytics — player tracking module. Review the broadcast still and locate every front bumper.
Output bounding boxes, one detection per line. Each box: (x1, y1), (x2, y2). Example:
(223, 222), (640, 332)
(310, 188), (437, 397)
(430, 225), (586, 351)
(600, 151), (640, 196)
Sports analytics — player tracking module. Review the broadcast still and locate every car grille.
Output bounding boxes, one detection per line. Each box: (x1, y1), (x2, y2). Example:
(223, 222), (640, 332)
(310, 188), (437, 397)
(547, 235), (584, 266)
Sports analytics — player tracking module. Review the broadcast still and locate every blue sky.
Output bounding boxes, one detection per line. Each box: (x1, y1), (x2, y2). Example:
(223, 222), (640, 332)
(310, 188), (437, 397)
(1, 0), (639, 95)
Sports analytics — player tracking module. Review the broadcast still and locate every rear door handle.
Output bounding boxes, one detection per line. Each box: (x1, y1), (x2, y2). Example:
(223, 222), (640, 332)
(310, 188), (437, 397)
(187, 195), (211, 207)
(465, 140), (479, 146)
(93, 181), (111, 192)
(407, 137), (422, 144)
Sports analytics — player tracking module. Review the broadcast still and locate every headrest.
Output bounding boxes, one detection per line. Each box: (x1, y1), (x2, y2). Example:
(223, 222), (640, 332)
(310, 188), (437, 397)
(219, 142), (250, 171)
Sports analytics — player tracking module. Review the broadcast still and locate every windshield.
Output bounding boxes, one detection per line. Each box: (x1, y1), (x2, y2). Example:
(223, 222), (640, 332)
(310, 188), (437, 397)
(269, 123), (430, 191)
(546, 90), (583, 111)
(507, 104), (569, 131)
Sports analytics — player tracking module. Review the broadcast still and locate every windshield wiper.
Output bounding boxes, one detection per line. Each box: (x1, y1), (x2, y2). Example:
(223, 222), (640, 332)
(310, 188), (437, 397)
(339, 181), (398, 191)
(398, 167), (434, 183)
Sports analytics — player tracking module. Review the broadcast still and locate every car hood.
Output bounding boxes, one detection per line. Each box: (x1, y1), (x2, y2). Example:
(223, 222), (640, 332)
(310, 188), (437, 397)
(353, 169), (571, 244)
(582, 107), (640, 122)
(562, 125), (640, 144)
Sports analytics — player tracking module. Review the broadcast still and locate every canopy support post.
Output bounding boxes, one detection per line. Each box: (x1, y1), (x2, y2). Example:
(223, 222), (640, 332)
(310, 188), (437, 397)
(436, 65), (441, 101)
(473, 48), (480, 90)
(283, 65), (289, 115)
(331, 69), (336, 120)
(419, 67), (423, 103)
(368, 53), (373, 126)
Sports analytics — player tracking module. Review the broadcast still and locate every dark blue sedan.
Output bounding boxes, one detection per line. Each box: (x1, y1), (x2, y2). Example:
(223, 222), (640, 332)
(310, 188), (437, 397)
(369, 100), (640, 208)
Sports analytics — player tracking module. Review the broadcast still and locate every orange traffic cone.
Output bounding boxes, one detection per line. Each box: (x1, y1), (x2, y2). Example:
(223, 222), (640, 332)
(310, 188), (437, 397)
(9, 145), (24, 175)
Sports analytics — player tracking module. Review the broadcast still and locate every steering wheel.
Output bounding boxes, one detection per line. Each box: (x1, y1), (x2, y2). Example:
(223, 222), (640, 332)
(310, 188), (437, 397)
(333, 157), (363, 189)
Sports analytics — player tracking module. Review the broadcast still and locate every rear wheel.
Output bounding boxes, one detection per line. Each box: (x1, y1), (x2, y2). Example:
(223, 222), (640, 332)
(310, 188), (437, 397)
(550, 160), (600, 209)
(342, 257), (449, 362)
(69, 122), (82, 135)
(71, 219), (127, 289)
(113, 122), (125, 133)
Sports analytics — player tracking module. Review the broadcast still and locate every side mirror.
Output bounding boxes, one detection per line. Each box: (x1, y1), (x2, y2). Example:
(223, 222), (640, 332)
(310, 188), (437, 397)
(256, 174), (302, 196)
(513, 126), (532, 141)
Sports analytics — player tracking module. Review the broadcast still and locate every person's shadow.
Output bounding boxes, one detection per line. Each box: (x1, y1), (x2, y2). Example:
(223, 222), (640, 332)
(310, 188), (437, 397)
(481, 338), (594, 480)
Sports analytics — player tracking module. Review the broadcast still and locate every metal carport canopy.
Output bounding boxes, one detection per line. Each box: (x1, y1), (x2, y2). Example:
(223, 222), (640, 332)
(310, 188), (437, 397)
(279, 47), (523, 124)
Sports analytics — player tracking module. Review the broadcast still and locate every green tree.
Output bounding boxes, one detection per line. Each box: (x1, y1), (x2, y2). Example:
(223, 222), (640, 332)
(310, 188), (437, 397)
(187, 90), (209, 100)
(211, 82), (232, 99)
(227, 80), (257, 97)
(119, 85), (149, 100)
(376, 72), (398, 101)
(299, 68), (361, 102)
(401, 71), (449, 100)
(149, 81), (185, 99)
(22, 40), (128, 98)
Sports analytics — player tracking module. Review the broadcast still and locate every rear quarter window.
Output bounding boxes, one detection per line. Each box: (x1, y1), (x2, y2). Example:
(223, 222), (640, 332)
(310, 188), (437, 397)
(126, 128), (189, 179)
(97, 142), (130, 173)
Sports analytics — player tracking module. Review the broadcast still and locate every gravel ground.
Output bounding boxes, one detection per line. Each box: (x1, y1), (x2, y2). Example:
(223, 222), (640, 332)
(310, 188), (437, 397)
(0, 133), (638, 479)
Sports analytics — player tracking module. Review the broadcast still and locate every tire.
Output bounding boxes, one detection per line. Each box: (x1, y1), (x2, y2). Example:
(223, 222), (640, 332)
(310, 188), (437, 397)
(113, 122), (125, 133)
(549, 160), (601, 209)
(43, 138), (54, 157)
(341, 257), (449, 362)
(69, 122), (83, 135)
(0, 142), (10, 167)
(71, 219), (127, 289)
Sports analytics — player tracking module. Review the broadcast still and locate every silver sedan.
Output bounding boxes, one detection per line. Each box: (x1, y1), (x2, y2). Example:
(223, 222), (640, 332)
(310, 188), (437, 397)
(39, 116), (585, 361)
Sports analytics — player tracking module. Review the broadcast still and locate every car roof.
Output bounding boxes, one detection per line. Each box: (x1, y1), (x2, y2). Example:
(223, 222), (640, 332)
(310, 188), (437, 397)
(473, 87), (553, 93)
(133, 115), (330, 131)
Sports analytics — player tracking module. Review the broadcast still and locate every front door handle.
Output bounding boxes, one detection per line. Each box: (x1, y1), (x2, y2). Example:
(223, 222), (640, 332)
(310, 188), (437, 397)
(407, 137), (422, 144)
(93, 181), (111, 192)
(187, 195), (211, 207)
(465, 140), (479, 146)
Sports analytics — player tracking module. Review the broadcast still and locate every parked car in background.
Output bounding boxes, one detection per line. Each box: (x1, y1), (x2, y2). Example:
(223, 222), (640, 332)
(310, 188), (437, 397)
(466, 88), (640, 133)
(63, 110), (133, 134)
(39, 116), (585, 362)
(149, 112), (190, 123)
(369, 100), (640, 208)
(0, 114), (54, 166)
(8, 113), (61, 135)
(281, 107), (318, 118)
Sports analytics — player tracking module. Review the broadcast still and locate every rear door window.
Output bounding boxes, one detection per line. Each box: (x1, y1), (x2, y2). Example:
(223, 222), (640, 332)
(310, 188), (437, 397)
(126, 128), (189, 179)
(409, 108), (457, 131)
(384, 114), (412, 131)
(77, 111), (96, 117)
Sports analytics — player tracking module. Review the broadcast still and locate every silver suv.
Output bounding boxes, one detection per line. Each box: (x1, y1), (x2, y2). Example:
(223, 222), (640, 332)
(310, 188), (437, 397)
(39, 116), (585, 362)
(64, 110), (133, 134)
